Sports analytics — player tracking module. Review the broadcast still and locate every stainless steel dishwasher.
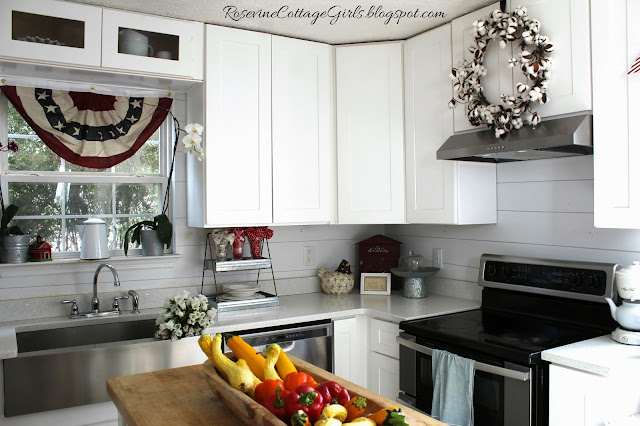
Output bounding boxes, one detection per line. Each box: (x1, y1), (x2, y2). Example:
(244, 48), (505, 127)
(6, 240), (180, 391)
(3, 318), (332, 417)
(223, 320), (333, 373)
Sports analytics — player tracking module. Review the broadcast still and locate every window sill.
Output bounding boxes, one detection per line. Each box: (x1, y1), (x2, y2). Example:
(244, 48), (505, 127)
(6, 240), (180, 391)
(0, 254), (183, 278)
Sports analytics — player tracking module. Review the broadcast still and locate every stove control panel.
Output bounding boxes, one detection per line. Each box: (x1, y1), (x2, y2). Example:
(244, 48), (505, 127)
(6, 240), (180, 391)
(479, 254), (617, 302)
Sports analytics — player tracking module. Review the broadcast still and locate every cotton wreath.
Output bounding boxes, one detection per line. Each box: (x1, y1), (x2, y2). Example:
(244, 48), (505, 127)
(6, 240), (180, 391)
(448, 6), (554, 138)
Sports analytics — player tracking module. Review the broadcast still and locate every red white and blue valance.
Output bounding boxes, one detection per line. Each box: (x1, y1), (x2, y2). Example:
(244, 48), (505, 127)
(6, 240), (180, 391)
(1, 86), (172, 168)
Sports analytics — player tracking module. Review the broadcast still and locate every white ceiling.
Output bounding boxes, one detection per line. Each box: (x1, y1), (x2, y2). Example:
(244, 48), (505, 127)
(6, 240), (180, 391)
(67, 0), (495, 44)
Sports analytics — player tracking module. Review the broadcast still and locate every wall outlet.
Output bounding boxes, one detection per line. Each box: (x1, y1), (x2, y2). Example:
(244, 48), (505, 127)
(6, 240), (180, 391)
(433, 248), (443, 269)
(303, 246), (315, 266)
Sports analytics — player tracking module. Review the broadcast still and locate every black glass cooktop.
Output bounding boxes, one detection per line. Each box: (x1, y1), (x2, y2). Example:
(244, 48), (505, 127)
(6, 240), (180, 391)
(400, 288), (617, 366)
(402, 308), (610, 365)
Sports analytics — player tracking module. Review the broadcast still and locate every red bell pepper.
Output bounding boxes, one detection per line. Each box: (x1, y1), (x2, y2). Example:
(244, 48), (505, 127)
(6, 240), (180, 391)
(254, 379), (284, 405)
(315, 380), (351, 407)
(283, 371), (318, 391)
(258, 385), (290, 421)
(283, 385), (324, 423)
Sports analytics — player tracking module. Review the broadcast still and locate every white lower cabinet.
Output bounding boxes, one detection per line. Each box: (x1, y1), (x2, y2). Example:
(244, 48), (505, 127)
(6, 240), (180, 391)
(368, 351), (400, 402)
(404, 23), (496, 225)
(548, 364), (640, 426)
(367, 318), (400, 401)
(332, 317), (367, 388)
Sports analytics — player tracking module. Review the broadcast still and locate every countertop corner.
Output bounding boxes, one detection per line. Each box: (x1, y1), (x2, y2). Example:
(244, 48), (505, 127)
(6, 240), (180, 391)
(542, 334), (640, 377)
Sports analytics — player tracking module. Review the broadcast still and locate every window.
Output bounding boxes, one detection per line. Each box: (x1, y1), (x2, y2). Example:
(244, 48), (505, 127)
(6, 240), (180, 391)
(1, 95), (168, 256)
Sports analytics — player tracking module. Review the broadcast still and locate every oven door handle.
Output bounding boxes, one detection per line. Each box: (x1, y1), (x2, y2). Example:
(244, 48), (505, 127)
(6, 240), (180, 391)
(396, 336), (531, 382)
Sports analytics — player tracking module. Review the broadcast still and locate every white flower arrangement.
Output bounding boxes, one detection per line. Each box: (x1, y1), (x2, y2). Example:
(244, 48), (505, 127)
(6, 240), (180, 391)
(449, 6), (553, 138)
(182, 123), (204, 161)
(155, 291), (216, 340)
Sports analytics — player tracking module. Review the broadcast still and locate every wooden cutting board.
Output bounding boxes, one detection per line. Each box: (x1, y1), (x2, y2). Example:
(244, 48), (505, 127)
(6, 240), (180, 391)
(107, 364), (242, 426)
(203, 355), (445, 426)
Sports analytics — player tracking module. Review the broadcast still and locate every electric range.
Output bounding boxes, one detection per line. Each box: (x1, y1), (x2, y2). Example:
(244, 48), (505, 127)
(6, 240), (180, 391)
(398, 254), (619, 426)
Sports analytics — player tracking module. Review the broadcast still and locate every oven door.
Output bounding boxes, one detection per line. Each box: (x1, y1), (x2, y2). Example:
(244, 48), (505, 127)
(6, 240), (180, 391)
(397, 333), (535, 426)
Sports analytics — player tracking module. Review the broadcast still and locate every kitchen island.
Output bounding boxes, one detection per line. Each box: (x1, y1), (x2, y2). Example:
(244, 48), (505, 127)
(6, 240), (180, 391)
(107, 358), (446, 426)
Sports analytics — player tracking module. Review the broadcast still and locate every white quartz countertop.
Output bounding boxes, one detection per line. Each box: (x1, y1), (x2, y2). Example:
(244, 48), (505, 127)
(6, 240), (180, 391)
(0, 291), (480, 360)
(541, 334), (640, 376)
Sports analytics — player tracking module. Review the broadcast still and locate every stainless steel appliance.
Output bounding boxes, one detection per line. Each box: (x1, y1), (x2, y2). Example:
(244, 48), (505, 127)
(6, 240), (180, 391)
(3, 319), (332, 417)
(398, 254), (618, 426)
(224, 320), (333, 372)
(437, 114), (592, 162)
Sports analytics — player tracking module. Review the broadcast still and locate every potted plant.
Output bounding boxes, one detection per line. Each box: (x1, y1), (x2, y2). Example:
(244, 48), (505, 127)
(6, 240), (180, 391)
(0, 204), (31, 263)
(123, 213), (172, 257)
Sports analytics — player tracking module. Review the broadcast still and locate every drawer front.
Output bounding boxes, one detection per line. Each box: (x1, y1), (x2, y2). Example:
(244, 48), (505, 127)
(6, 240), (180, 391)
(369, 318), (399, 359)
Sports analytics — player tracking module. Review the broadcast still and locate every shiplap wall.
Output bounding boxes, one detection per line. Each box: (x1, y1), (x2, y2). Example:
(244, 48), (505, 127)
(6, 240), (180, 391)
(0, 94), (382, 312)
(386, 155), (640, 293)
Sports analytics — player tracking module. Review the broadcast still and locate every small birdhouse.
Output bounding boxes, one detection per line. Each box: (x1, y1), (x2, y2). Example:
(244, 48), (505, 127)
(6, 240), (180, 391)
(30, 236), (52, 262)
(357, 234), (402, 273)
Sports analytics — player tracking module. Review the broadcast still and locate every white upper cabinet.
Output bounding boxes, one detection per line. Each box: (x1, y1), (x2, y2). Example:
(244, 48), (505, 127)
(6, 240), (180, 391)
(188, 28), (335, 227)
(202, 25), (272, 227)
(272, 36), (335, 225)
(0, 0), (203, 80)
(0, 0), (102, 67)
(507, 0), (591, 118)
(592, 0), (640, 229)
(336, 42), (405, 224)
(404, 25), (497, 224)
(451, 2), (511, 132)
(102, 9), (204, 80)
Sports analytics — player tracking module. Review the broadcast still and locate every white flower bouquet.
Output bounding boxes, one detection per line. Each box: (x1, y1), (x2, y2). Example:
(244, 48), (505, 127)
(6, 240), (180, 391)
(155, 291), (216, 340)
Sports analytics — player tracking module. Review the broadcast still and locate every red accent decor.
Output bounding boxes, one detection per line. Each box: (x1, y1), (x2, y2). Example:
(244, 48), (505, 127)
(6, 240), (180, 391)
(1, 86), (172, 169)
(230, 228), (246, 259)
(629, 55), (640, 74)
(245, 227), (274, 259)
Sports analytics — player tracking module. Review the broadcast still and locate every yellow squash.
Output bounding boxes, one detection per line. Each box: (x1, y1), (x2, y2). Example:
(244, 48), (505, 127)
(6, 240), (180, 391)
(227, 334), (267, 381)
(210, 333), (255, 394)
(264, 343), (283, 381)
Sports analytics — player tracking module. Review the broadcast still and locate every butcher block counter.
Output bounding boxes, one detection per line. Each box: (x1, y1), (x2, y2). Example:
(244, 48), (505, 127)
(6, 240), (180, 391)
(107, 359), (445, 426)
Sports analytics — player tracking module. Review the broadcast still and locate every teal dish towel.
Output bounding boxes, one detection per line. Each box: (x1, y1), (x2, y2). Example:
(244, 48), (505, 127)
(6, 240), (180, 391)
(431, 349), (475, 426)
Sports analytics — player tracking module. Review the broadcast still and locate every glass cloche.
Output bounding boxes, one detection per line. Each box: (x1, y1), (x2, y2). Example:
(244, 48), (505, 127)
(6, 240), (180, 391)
(391, 250), (439, 278)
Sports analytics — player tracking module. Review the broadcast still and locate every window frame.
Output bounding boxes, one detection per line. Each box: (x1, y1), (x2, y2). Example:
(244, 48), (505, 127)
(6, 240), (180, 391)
(0, 92), (172, 258)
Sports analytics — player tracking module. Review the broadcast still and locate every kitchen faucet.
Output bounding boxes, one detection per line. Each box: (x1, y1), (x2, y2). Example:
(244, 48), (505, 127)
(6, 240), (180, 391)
(92, 263), (121, 313)
(61, 263), (124, 319)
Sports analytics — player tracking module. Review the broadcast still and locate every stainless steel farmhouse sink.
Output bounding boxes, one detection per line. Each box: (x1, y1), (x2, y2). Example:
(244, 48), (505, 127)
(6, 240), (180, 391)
(3, 318), (207, 417)
(16, 318), (158, 352)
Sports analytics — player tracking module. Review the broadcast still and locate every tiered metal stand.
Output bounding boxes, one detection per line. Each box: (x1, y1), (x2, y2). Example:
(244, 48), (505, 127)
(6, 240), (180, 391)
(201, 233), (279, 313)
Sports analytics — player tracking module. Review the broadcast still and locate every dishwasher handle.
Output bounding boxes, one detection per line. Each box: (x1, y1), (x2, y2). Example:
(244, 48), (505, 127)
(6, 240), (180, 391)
(396, 335), (531, 382)
(225, 321), (332, 351)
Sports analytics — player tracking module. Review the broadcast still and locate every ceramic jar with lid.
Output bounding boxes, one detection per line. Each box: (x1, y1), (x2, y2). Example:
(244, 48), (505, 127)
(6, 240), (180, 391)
(615, 261), (640, 301)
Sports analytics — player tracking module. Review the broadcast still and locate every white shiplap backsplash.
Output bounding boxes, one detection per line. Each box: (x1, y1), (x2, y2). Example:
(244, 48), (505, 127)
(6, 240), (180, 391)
(386, 155), (640, 299)
(0, 94), (383, 321)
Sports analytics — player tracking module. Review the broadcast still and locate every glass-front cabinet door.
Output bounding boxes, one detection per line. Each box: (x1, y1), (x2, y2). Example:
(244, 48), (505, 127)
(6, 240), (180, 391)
(0, 0), (102, 67)
(101, 9), (204, 80)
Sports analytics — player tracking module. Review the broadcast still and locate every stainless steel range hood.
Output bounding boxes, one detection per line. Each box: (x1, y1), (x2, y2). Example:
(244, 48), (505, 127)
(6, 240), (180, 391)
(436, 114), (593, 162)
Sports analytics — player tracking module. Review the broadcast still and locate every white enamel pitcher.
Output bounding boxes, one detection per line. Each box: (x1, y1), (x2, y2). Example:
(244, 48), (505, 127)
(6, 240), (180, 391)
(78, 218), (113, 260)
